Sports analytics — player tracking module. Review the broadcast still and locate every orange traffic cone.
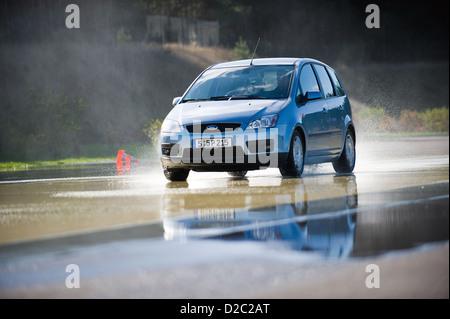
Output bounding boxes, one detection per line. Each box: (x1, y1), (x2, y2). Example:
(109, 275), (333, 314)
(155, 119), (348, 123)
(117, 150), (139, 174)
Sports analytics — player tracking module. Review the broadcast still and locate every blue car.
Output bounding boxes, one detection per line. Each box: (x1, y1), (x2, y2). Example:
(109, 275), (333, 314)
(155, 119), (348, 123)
(160, 58), (356, 181)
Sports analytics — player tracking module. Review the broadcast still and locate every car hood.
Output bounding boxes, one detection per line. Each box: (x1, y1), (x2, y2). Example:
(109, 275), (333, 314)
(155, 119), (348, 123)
(167, 99), (287, 125)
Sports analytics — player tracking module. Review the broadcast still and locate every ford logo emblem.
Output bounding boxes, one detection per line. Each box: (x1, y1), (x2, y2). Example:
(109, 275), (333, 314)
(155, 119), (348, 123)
(206, 125), (219, 130)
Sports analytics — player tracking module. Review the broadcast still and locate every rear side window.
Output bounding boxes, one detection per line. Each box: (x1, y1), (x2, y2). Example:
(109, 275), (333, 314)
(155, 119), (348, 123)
(326, 67), (346, 96)
(313, 64), (335, 98)
(298, 64), (320, 95)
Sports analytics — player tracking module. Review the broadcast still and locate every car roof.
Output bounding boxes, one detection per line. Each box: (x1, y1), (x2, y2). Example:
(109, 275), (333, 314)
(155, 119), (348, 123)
(209, 57), (324, 69)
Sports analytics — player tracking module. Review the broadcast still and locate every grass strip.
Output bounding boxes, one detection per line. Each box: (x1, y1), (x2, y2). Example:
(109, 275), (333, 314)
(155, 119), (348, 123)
(0, 157), (115, 171)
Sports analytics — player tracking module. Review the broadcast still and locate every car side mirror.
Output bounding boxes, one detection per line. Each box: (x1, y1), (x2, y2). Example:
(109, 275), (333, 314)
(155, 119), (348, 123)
(296, 91), (322, 104)
(172, 96), (182, 106)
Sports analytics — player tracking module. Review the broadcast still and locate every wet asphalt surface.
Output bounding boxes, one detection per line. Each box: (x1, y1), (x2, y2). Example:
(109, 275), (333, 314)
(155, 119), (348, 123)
(0, 136), (448, 299)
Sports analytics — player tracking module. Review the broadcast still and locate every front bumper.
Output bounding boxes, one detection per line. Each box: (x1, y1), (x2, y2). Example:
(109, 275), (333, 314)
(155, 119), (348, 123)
(160, 125), (290, 172)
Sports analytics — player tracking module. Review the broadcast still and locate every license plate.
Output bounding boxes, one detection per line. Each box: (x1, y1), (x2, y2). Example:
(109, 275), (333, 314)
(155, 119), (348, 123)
(193, 138), (232, 148)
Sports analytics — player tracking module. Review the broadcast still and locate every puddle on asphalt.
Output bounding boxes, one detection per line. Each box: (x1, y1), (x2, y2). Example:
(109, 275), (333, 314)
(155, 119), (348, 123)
(162, 181), (449, 258)
(0, 162), (448, 261)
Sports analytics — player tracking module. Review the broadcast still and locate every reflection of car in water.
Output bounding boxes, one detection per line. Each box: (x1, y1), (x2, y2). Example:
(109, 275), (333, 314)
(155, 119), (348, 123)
(163, 175), (358, 257)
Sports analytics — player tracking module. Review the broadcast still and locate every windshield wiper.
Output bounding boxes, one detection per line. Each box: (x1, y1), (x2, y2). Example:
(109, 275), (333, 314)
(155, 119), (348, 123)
(184, 95), (268, 103)
(209, 95), (267, 101)
(180, 98), (210, 103)
(228, 95), (267, 100)
(209, 96), (232, 100)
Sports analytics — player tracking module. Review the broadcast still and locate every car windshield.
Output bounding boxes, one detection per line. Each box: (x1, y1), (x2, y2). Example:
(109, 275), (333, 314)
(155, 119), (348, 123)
(182, 65), (295, 102)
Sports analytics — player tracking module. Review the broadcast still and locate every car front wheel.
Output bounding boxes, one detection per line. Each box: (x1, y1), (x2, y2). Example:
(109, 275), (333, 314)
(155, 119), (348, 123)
(279, 130), (305, 178)
(333, 130), (356, 174)
(163, 167), (190, 181)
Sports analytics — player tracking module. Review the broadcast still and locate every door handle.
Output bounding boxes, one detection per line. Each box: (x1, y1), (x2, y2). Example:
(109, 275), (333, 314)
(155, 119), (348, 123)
(322, 107), (328, 115)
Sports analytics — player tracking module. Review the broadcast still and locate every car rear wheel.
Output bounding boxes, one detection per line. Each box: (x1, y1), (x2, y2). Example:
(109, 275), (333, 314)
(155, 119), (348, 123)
(279, 130), (304, 178)
(333, 130), (356, 174)
(163, 167), (190, 181)
(227, 171), (247, 177)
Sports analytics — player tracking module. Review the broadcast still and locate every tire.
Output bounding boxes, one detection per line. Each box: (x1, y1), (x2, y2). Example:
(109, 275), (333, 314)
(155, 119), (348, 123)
(227, 171), (247, 177)
(163, 167), (190, 181)
(333, 129), (356, 174)
(279, 130), (305, 177)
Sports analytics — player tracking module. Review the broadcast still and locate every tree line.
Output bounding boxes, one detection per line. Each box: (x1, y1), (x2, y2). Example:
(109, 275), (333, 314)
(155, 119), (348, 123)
(1, 0), (448, 63)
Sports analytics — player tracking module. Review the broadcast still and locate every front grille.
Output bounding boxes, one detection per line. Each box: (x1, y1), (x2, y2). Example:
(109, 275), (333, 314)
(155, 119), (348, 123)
(185, 123), (242, 133)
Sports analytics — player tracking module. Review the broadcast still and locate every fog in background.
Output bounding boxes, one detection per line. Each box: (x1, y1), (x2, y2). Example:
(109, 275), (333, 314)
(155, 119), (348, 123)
(0, 0), (448, 160)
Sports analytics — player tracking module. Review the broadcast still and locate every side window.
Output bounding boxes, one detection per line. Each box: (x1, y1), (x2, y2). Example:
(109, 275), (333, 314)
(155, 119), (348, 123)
(298, 64), (320, 96)
(326, 67), (346, 96)
(313, 64), (335, 98)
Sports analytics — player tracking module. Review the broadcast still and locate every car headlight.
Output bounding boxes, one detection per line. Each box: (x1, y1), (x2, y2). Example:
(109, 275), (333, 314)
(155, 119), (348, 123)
(161, 119), (182, 133)
(248, 115), (278, 129)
